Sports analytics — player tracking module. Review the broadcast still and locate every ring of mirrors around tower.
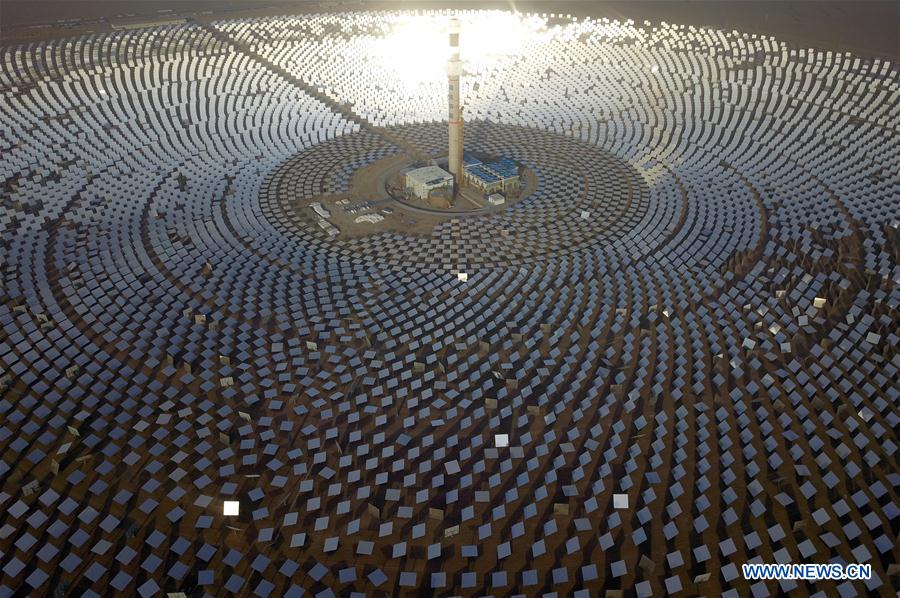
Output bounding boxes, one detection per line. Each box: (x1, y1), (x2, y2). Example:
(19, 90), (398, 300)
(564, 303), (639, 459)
(0, 7), (897, 598)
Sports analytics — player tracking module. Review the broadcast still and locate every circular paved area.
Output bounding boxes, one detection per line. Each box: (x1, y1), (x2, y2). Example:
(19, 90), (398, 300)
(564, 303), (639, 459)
(261, 121), (653, 269)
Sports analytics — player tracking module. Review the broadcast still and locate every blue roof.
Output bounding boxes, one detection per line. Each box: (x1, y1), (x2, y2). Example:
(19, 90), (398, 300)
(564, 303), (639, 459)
(464, 157), (518, 183)
(482, 161), (518, 178)
(463, 152), (481, 166)
(467, 166), (499, 183)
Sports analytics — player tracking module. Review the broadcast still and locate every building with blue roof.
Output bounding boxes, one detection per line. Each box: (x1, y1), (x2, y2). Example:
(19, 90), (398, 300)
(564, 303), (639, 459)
(463, 157), (521, 194)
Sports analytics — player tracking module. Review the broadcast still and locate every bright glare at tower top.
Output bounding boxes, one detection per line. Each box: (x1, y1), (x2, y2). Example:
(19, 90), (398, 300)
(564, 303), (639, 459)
(375, 12), (548, 89)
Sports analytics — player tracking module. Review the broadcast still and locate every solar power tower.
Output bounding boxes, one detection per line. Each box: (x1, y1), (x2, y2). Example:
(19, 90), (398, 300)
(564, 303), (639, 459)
(447, 18), (464, 184)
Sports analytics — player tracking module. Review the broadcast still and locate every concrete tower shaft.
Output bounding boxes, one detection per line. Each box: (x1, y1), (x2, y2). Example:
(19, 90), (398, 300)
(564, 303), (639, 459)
(447, 18), (463, 183)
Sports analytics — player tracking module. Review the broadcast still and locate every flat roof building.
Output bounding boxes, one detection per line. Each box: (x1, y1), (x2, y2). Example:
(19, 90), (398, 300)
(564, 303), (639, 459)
(463, 152), (482, 167)
(463, 157), (520, 194)
(405, 165), (454, 200)
(310, 202), (331, 219)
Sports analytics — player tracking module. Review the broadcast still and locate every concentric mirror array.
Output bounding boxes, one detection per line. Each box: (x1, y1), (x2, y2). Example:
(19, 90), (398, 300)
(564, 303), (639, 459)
(0, 9), (897, 597)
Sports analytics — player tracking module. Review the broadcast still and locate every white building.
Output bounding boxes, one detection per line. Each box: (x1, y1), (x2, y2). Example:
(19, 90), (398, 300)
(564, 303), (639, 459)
(317, 219), (339, 237)
(404, 165), (454, 200)
(310, 202), (330, 219)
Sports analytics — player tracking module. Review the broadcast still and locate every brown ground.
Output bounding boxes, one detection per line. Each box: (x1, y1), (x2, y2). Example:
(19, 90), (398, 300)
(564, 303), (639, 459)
(291, 148), (539, 239)
(296, 149), (537, 238)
